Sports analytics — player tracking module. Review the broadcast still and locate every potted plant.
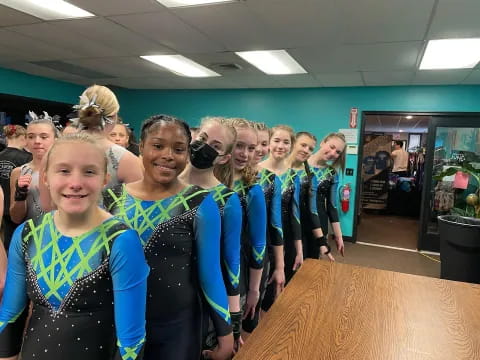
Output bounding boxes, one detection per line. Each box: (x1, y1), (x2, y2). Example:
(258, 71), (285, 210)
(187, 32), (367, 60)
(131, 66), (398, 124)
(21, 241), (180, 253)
(434, 162), (480, 284)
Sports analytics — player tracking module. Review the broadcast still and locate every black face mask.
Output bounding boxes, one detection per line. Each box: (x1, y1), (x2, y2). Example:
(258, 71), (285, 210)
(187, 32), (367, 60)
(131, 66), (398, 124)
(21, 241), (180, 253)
(189, 140), (219, 169)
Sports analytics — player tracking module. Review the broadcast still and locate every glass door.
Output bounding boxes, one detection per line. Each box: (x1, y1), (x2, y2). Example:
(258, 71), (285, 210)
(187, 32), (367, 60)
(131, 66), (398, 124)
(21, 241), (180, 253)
(419, 116), (480, 251)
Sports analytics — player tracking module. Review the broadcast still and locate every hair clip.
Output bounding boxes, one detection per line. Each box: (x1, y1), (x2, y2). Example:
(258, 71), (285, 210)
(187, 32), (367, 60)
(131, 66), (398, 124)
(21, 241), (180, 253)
(72, 94), (115, 130)
(26, 111), (54, 125)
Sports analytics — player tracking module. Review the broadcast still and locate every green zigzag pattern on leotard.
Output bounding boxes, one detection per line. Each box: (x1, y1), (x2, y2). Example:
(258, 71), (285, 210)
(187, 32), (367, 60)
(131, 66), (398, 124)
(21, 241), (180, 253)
(257, 169), (275, 187)
(211, 184), (235, 207)
(24, 213), (126, 304)
(107, 186), (208, 245)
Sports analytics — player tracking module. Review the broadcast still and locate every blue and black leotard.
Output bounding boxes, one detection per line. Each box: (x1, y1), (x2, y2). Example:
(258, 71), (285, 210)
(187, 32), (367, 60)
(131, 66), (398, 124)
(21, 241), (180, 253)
(104, 184), (231, 360)
(256, 168), (283, 311)
(300, 165), (340, 258)
(232, 178), (267, 332)
(278, 169), (301, 283)
(0, 212), (149, 360)
(209, 183), (242, 297)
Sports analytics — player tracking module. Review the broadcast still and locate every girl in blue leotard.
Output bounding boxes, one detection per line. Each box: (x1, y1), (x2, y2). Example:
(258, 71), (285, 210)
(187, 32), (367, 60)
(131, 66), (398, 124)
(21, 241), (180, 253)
(222, 118), (266, 335)
(259, 125), (303, 283)
(307, 132), (347, 260)
(179, 116), (243, 351)
(250, 122), (285, 312)
(0, 133), (149, 360)
(103, 115), (233, 360)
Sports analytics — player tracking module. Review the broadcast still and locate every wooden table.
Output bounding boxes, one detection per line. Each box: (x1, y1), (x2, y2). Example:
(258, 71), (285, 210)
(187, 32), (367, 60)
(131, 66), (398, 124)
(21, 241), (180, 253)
(235, 259), (480, 360)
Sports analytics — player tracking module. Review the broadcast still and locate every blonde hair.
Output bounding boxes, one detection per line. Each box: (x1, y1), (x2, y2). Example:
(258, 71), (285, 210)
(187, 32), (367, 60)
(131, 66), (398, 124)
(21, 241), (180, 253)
(3, 125), (26, 139)
(321, 132), (347, 171)
(199, 117), (237, 188)
(225, 117), (257, 186)
(45, 133), (107, 173)
(77, 85), (119, 131)
(252, 122), (271, 138)
(271, 124), (295, 145)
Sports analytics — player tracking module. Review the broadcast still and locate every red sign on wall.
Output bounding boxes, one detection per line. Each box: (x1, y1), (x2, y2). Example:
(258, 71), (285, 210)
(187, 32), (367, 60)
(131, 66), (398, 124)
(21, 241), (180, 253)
(350, 108), (358, 128)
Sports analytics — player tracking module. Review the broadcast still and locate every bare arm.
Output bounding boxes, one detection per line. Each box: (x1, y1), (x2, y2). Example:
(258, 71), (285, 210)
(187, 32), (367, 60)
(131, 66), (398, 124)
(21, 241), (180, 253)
(9, 168), (26, 224)
(117, 151), (143, 184)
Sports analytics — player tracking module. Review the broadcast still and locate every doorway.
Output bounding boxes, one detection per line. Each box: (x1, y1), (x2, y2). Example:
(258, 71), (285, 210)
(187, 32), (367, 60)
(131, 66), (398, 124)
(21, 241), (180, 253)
(356, 113), (430, 251)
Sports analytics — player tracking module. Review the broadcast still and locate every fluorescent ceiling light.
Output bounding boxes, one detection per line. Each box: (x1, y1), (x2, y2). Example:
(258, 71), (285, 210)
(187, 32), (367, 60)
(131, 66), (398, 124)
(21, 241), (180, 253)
(140, 55), (220, 77)
(0, 0), (94, 20)
(406, 115), (413, 119)
(155, 0), (234, 8)
(420, 38), (480, 70)
(235, 50), (307, 75)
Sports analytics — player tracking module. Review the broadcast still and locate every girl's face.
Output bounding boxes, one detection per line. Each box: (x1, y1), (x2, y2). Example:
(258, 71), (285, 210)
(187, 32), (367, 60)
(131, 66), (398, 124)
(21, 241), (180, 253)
(293, 135), (316, 163)
(197, 122), (232, 166)
(108, 124), (129, 148)
(232, 128), (257, 171)
(26, 123), (56, 158)
(269, 129), (292, 161)
(45, 142), (107, 216)
(319, 136), (346, 162)
(252, 130), (269, 165)
(140, 123), (189, 184)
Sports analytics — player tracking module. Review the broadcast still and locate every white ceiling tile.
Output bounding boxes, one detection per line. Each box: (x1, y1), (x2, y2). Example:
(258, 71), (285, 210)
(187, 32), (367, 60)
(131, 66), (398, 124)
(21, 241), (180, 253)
(0, 61), (91, 85)
(64, 57), (172, 77)
(412, 70), (471, 85)
(0, 29), (81, 60)
(315, 72), (364, 87)
(171, 2), (276, 51)
(8, 23), (123, 58)
(335, 0), (435, 44)
(54, 17), (170, 56)
(67, 0), (164, 16)
(0, 5), (42, 27)
(274, 74), (322, 88)
(363, 71), (415, 86)
(462, 70), (480, 84)
(428, 0), (480, 39)
(246, 0), (341, 48)
(108, 12), (224, 53)
(291, 42), (422, 73)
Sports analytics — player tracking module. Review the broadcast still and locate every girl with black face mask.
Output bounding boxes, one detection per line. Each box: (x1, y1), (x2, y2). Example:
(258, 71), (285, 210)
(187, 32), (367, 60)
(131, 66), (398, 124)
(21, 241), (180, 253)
(179, 117), (243, 354)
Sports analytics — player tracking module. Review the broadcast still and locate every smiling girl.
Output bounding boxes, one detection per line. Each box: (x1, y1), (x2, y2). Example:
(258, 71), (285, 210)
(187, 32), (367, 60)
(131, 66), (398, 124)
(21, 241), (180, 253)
(222, 118), (266, 335)
(104, 115), (233, 360)
(0, 133), (148, 360)
(259, 125), (302, 284)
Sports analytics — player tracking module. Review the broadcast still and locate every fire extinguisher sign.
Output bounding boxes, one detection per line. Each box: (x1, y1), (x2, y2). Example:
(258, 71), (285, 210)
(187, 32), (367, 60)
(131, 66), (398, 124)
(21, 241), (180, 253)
(349, 107), (358, 128)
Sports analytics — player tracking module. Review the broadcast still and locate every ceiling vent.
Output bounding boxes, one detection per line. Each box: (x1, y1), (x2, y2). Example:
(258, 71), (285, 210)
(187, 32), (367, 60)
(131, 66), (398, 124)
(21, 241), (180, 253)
(211, 62), (243, 71)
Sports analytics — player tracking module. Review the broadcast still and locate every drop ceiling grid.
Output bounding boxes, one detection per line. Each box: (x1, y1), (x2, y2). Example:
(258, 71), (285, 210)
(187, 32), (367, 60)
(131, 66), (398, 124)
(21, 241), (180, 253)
(0, 0), (478, 88)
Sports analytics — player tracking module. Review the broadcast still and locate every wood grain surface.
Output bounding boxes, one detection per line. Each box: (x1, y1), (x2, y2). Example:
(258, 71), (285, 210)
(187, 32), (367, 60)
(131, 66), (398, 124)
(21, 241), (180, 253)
(234, 259), (480, 360)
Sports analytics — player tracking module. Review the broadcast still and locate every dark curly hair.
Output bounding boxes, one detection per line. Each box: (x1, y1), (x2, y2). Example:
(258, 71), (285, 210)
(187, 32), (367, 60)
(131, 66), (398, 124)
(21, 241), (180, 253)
(140, 114), (191, 144)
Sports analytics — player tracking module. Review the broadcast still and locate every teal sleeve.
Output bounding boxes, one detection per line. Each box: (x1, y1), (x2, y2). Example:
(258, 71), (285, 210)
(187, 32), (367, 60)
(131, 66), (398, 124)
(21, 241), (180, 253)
(291, 174), (302, 240)
(0, 223), (29, 357)
(110, 229), (149, 360)
(222, 193), (242, 296)
(246, 184), (267, 269)
(270, 176), (284, 246)
(195, 194), (232, 336)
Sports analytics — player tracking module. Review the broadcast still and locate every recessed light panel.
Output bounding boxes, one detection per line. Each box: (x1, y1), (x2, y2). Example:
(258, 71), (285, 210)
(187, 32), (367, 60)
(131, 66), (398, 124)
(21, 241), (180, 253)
(0, 0), (94, 20)
(235, 50), (307, 75)
(420, 39), (480, 70)
(140, 55), (220, 77)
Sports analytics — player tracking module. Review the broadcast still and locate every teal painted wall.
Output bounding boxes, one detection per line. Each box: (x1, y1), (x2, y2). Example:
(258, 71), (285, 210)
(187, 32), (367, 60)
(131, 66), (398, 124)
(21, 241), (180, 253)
(118, 85), (480, 237)
(3, 66), (480, 237)
(0, 67), (83, 104)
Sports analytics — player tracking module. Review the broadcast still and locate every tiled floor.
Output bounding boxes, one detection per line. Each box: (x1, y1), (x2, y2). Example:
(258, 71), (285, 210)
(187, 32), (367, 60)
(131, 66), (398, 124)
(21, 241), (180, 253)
(334, 242), (440, 279)
(357, 213), (419, 250)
